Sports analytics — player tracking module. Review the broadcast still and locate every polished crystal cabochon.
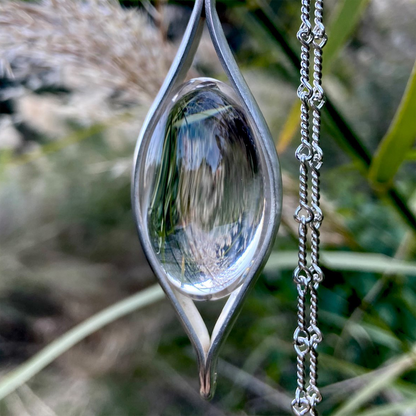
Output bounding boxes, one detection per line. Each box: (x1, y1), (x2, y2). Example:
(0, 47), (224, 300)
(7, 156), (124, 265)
(142, 78), (265, 300)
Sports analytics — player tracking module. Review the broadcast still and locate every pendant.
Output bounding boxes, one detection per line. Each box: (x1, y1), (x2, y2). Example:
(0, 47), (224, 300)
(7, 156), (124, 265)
(132, 0), (282, 399)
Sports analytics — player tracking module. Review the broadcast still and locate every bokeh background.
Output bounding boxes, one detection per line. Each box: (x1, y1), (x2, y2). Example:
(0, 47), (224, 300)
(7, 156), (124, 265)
(0, 0), (416, 415)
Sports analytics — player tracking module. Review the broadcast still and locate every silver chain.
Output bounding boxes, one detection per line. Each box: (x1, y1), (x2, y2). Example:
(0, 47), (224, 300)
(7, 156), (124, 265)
(292, 1), (326, 415)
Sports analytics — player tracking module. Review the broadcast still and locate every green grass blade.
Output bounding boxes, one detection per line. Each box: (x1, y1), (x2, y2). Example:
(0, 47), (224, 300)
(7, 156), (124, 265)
(276, 100), (300, 153)
(356, 400), (416, 416)
(333, 348), (416, 416)
(0, 285), (165, 401)
(265, 251), (416, 276)
(321, 310), (402, 351)
(324, 0), (371, 73)
(369, 60), (416, 187)
(406, 148), (416, 160)
(320, 353), (416, 399)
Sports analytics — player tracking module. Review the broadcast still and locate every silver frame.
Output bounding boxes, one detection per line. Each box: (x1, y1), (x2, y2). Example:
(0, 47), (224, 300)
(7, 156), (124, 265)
(132, 0), (282, 399)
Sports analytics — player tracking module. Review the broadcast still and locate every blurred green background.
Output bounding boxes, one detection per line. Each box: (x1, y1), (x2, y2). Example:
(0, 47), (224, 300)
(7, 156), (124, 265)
(0, 0), (416, 415)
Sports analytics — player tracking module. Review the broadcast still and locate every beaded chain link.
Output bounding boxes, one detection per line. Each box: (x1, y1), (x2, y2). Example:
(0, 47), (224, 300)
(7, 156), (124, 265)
(292, 1), (327, 415)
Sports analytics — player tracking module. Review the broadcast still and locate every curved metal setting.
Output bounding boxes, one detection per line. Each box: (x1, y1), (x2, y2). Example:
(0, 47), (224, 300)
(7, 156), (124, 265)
(132, 0), (282, 399)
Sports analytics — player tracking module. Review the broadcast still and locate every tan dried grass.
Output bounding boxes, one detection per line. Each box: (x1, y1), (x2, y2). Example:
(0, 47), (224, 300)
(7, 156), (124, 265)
(0, 0), (174, 104)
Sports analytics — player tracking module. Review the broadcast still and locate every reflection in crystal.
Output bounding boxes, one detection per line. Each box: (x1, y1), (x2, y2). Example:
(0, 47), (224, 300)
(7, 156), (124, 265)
(145, 79), (264, 299)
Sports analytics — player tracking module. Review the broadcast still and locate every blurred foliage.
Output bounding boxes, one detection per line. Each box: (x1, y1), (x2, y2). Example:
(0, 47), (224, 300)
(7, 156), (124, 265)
(0, 0), (416, 416)
(369, 60), (416, 188)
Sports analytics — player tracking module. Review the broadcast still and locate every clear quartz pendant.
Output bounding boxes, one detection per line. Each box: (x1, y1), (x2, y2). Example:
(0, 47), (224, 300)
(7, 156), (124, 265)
(147, 78), (265, 300)
(132, 0), (282, 399)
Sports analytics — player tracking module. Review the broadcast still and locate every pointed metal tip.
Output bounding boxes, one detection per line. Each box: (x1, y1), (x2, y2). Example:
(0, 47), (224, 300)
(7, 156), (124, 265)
(199, 364), (217, 401)
(200, 387), (213, 401)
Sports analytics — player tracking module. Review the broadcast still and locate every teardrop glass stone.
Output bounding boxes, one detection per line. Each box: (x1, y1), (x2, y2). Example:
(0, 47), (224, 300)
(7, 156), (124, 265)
(142, 78), (265, 300)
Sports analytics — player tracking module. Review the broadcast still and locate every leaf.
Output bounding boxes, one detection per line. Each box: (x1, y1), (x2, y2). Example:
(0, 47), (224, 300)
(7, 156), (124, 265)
(0, 284), (165, 401)
(321, 311), (402, 351)
(323, 0), (371, 73)
(369, 60), (416, 187)
(332, 348), (416, 416)
(356, 400), (416, 416)
(406, 148), (416, 160)
(322, 252), (416, 275)
(265, 251), (416, 276)
(276, 101), (300, 154)
(320, 354), (416, 399)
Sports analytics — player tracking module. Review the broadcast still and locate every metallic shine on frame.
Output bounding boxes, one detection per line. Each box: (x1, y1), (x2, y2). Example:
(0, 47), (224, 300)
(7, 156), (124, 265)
(132, 0), (282, 399)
